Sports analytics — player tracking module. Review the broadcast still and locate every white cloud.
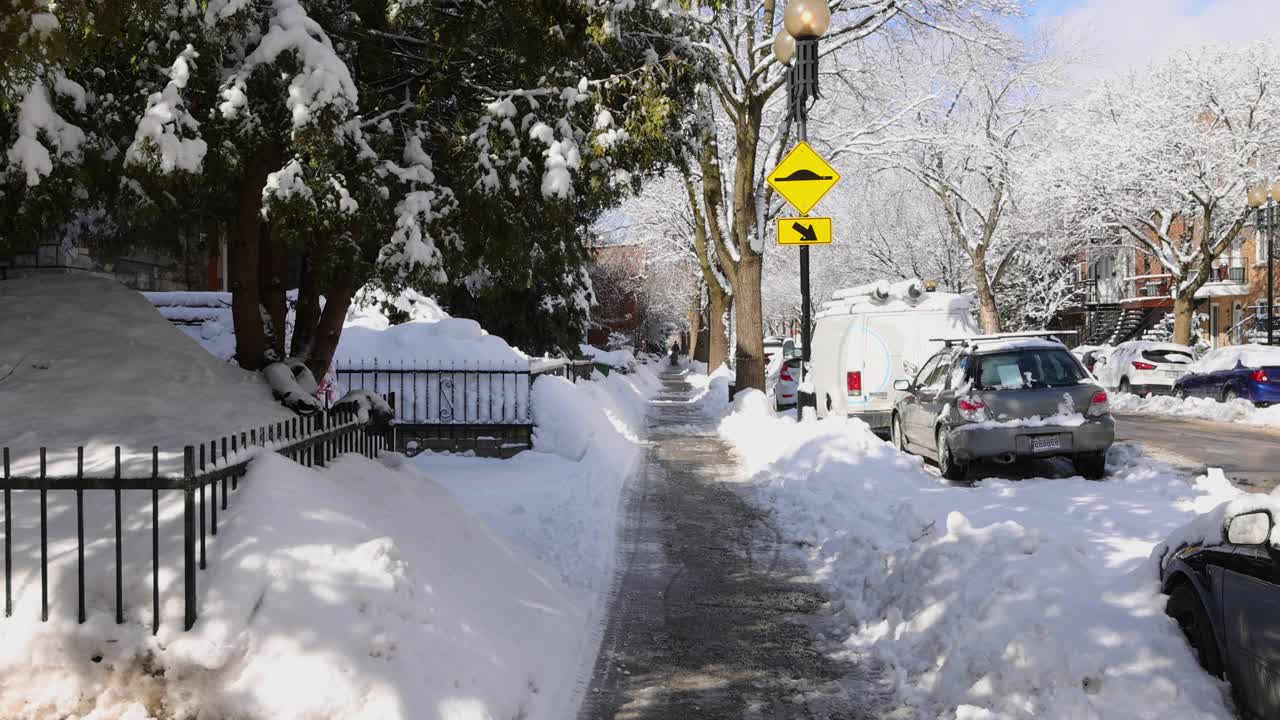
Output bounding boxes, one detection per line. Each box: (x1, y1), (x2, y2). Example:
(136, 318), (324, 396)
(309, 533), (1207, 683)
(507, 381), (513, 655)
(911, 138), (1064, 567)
(1036, 0), (1276, 83)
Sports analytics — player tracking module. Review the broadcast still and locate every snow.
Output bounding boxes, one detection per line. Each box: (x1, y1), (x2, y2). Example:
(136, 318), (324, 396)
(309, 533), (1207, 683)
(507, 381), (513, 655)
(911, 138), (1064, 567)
(1112, 392), (1280, 428)
(0, 274), (292, 476)
(967, 337), (1069, 353)
(126, 45), (207, 174)
(577, 343), (633, 369)
(336, 317), (526, 369)
(6, 81), (86, 187)
(0, 450), (608, 720)
(820, 288), (973, 318)
(1190, 343), (1280, 374)
(411, 363), (660, 715)
(716, 398), (1243, 719)
(1, 274), (660, 720)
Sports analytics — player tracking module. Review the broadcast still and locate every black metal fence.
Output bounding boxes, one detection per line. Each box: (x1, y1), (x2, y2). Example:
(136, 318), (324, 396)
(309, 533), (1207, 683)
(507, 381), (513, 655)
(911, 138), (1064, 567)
(0, 408), (388, 634)
(531, 359), (597, 383)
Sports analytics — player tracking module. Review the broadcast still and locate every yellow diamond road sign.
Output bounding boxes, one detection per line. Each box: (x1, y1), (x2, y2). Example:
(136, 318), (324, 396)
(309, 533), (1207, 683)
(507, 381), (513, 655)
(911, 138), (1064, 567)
(767, 141), (841, 215)
(778, 217), (832, 246)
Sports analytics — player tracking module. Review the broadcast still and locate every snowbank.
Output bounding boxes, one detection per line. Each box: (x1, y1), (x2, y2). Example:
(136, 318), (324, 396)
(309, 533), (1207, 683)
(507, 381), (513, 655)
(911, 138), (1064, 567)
(718, 400), (1240, 719)
(0, 451), (599, 720)
(685, 363), (733, 417)
(578, 343), (634, 369)
(336, 317), (525, 369)
(412, 363), (659, 714)
(1, 274), (292, 475)
(1113, 391), (1280, 428)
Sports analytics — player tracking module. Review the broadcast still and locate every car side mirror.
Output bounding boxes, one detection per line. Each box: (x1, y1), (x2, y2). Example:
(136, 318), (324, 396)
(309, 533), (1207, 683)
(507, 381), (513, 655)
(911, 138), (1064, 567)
(1227, 511), (1273, 546)
(894, 380), (911, 392)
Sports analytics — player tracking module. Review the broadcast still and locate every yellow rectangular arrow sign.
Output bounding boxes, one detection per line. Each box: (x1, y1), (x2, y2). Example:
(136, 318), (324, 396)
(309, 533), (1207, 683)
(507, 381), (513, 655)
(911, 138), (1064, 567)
(777, 217), (832, 246)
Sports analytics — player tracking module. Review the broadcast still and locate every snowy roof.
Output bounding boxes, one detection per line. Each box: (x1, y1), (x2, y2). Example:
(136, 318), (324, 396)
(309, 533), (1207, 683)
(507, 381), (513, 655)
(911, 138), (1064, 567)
(1193, 281), (1251, 299)
(967, 337), (1069, 354)
(1194, 344), (1280, 373)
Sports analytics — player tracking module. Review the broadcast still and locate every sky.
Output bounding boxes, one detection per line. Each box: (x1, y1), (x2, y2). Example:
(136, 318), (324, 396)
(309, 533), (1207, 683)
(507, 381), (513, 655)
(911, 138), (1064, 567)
(1016, 0), (1275, 82)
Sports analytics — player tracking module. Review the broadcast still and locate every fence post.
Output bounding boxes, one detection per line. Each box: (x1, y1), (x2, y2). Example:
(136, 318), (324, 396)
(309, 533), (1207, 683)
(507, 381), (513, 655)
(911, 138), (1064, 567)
(76, 447), (85, 624)
(198, 445), (206, 570)
(114, 447), (123, 624)
(39, 448), (47, 623)
(3, 447), (9, 618)
(183, 446), (197, 631)
(152, 447), (159, 635)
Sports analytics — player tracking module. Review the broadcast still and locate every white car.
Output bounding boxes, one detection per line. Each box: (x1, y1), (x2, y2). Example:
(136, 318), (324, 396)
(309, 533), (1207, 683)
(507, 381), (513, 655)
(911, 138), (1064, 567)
(765, 336), (801, 410)
(1094, 340), (1195, 396)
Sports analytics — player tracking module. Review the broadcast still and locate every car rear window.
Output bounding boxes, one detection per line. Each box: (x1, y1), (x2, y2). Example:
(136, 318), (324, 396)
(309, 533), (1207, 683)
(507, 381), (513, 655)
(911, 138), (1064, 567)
(1142, 349), (1193, 364)
(973, 349), (1088, 390)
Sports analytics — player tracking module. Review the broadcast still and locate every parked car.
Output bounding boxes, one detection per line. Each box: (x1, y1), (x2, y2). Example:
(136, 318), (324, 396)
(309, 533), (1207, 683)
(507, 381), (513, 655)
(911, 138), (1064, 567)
(1173, 344), (1280, 405)
(891, 335), (1114, 480)
(1161, 506), (1280, 719)
(765, 343), (802, 411)
(1093, 340), (1195, 396)
(1071, 344), (1113, 375)
(812, 280), (979, 432)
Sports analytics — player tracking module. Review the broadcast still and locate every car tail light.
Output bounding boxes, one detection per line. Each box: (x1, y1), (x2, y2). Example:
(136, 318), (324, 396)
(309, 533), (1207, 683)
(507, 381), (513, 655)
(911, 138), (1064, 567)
(847, 371), (862, 396)
(780, 365), (793, 382)
(1087, 390), (1110, 417)
(957, 397), (989, 422)
(1253, 368), (1270, 383)
(1132, 361), (1156, 371)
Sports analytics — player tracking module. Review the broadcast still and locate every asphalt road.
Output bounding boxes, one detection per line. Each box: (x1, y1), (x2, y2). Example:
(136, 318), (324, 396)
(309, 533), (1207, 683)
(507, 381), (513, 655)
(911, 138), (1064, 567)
(1114, 413), (1280, 493)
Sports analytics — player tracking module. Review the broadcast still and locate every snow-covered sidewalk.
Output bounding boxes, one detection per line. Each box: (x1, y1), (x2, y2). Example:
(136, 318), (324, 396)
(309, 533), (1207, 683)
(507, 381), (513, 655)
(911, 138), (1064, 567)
(716, 389), (1241, 719)
(1113, 391), (1280, 428)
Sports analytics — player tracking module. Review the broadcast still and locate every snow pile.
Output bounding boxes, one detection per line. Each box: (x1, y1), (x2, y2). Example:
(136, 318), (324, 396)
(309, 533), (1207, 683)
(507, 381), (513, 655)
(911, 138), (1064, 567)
(1112, 392), (1280, 428)
(344, 286), (447, 331)
(1, 274), (291, 475)
(411, 363), (660, 711)
(336, 316), (525, 368)
(578, 343), (634, 369)
(1151, 471), (1280, 573)
(685, 363), (733, 417)
(0, 451), (599, 720)
(143, 291), (236, 360)
(719, 400), (1241, 719)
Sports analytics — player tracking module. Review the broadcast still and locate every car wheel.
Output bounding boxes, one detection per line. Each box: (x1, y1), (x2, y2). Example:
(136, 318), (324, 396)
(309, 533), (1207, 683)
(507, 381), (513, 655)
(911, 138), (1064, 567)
(1166, 583), (1224, 678)
(936, 427), (968, 482)
(892, 414), (909, 454)
(1075, 450), (1107, 480)
(1119, 378), (1132, 395)
(1223, 386), (1239, 403)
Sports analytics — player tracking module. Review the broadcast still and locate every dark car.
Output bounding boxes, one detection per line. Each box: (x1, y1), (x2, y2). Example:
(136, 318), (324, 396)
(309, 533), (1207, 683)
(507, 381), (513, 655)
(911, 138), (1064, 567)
(1161, 508), (1280, 719)
(1173, 345), (1280, 405)
(891, 335), (1114, 481)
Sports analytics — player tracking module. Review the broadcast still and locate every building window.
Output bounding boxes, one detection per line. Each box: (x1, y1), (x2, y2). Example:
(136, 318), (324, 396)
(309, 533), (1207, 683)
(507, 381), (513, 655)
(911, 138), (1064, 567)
(1229, 266), (1247, 284)
(1232, 303), (1244, 345)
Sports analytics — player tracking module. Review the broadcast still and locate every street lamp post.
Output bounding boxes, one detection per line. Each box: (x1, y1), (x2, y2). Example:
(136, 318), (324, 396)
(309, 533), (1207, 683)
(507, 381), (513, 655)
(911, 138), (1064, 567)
(774, 0), (830, 417)
(1248, 181), (1280, 346)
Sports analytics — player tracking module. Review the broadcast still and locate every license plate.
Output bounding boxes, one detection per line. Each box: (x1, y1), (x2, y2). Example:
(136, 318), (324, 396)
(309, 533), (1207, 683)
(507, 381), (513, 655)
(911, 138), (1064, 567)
(1164, 370), (1181, 379)
(1031, 435), (1061, 452)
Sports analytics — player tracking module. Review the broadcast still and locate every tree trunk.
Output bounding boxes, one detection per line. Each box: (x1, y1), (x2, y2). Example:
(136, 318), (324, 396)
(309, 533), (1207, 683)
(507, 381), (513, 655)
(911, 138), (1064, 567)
(291, 245), (321, 358)
(730, 103), (765, 391)
(732, 254), (764, 389)
(972, 247), (1002, 334)
(687, 305), (702, 363)
(1173, 294), (1196, 346)
(259, 220), (288, 361)
(707, 282), (729, 371)
(230, 151), (276, 371)
(305, 272), (356, 381)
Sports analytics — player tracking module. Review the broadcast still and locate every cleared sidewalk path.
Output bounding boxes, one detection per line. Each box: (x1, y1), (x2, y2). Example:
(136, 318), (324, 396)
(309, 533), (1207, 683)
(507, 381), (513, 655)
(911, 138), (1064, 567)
(578, 369), (881, 719)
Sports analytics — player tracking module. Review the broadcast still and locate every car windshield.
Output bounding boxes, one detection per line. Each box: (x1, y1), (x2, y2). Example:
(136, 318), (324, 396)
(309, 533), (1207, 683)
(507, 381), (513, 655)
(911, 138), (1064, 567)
(973, 349), (1088, 390)
(1142, 349), (1193, 364)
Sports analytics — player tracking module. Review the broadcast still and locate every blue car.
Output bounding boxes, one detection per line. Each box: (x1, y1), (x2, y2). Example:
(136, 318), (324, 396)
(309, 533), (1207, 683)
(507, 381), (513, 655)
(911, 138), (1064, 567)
(1173, 345), (1280, 406)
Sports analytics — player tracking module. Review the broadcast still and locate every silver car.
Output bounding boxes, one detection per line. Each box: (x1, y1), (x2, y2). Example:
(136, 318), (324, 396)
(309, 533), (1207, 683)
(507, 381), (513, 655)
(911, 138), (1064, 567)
(891, 336), (1115, 481)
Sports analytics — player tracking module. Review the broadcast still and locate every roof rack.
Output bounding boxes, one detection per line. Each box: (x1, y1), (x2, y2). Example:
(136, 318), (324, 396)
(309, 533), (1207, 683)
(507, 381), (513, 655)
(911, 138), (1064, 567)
(929, 331), (1078, 348)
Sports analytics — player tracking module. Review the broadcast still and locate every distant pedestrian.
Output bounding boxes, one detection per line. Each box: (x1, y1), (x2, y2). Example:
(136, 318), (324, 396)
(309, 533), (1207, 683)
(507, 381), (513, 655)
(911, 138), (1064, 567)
(670, 341), (682, 366)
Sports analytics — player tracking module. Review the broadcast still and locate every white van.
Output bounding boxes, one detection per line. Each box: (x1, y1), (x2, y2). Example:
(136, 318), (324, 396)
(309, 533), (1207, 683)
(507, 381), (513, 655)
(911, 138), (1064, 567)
(812, 281), (979, 431)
